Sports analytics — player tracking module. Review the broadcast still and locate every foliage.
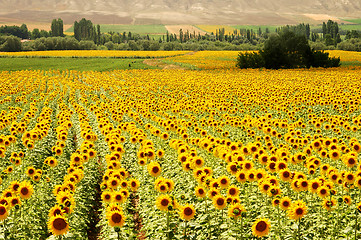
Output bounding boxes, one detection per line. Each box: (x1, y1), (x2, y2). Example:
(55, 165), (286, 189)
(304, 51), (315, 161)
(0, 24), (29, 39)
(237, 31), (340, 69)
(338, 38), (361, 52)
(0, 36), (22, 52)
(51, 19), (64, 37)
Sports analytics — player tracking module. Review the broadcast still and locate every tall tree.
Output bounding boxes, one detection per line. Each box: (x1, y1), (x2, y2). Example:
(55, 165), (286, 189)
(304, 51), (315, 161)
(51, 19), (64, 37)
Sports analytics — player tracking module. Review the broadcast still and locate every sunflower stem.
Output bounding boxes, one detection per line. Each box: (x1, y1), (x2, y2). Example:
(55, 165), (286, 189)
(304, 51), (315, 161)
(277, 206), (281, 238)
(240, 217), (244, 240)
(184, 220), (187, 240)
(355, 212), (358, 240)
(117, 231), (120, 240)
(297, 219), (301, 240)
(167, 211), (170, 240)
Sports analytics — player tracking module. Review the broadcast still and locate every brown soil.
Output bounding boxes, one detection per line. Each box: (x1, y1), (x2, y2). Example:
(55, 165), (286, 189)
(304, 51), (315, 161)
(165, 25), (207, 35)
(129, 192), (146, 240)
(143, 59), (186, 70)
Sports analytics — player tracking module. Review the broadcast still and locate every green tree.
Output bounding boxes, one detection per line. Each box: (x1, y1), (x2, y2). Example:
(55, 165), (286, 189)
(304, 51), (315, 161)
(0, 36), (21, 52)
(51, 18), (64, 37)
(236, 30), (340, 69)
(73, 18), (96, 42)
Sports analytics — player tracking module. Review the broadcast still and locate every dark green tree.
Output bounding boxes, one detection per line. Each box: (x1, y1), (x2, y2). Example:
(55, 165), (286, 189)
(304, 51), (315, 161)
(73, 18), (96, 42)
(236, 30), (340, 69)
(51, 18), (64, 37)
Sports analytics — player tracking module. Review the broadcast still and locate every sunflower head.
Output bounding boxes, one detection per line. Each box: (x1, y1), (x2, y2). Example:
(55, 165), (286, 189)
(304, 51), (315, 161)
(19, 181), (34, 199)
(179, 204), (195, 221)
(48, 215), (69, 236)
(252, 218), (271, 238)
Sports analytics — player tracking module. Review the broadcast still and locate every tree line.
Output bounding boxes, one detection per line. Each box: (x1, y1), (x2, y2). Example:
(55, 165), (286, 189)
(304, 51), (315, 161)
(1, 18), (361, 52)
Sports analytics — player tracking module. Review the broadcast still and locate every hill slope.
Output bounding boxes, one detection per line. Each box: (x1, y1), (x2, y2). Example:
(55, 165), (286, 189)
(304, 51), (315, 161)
(0, 0), (360, 25)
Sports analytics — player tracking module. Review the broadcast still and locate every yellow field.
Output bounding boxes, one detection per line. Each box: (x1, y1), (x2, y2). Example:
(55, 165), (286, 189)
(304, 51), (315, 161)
(1, 50), (361, 239)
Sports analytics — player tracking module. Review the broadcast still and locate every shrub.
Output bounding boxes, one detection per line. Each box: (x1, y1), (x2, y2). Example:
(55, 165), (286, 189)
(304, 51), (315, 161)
(236, 30), (340, 69)
(0, 36), (21, 52)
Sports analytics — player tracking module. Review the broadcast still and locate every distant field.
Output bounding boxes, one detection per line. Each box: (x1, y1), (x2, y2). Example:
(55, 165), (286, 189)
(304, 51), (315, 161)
(165, 25), (207, 35)
(341, 18), (361, 24)
(338, 24), (361, 32)
(196, 25), (237, 35)
(232, 25), (279, 33)
(0, 57), (157, 71)
(65, 24), (167, 35)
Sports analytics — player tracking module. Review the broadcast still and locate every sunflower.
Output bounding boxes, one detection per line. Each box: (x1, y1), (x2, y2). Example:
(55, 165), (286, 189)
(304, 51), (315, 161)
(157, 149), (165, 158)
(317, 186), (330, 198)
(107, 210), (126, 227)
(236, 170), (247, 183)
(227, 185), (240, 197)
(209, 179), (220, 189)
(228, 203), (246, 220)
(218, 176), (230, 189)
(47, 157), (58, 167)
(227, 162), (239, 175)
(179, 204), (195, 221)
(330, 149), (340, 160)
(192, 157), (204, 169)
(120, 180), (128, 189)
(272, 198), (280, 207)
(344, 172), (355, 184)
(308, 179), (321, 193)
(343, 195), (352, 205)
(207, 188), (220, 199)
(279, 169), (292, 182)
(18, 181), (34, 199)
(48, 215), (69, 236)
(101, 191), (113, 203)
(195, 186), (207, 198)
(252, 218), (271, 238)
(157, 183), (169, 193)
(129, 179), (140, 192)
(299, 180), (309, 191)
(259, 181), (271, 194)
(0, 204), (8, 220)
(343, 154), (357, 168)
(48, 205), (64, 218)
(213, 195), (227, 210)
(147, 161), (162, 177)
(156, 194), (172, 211)
(10, 181), (20, 193)
(9, 196), (21, 208)
(323, 197), (336, 211)
(112, 191), (126, 204)
(355, 177), (361, 189)
(108, 177), (120, 189)
(26, 166), (36, 177)
(280, 196), (292, 210)
(288, 200), (307, 220)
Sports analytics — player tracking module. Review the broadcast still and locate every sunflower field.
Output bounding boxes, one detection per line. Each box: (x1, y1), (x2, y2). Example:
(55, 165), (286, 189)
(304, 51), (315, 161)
(0, 51), (361, 240)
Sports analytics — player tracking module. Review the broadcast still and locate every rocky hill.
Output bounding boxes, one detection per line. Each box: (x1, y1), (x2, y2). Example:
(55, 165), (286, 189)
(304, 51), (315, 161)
(0, 0), (360, 25)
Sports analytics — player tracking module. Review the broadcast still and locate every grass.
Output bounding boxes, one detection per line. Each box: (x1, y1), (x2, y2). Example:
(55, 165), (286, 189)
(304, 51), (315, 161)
(340, 61), (361, 67)
(0, 57), (158, 71)
(341, 18), (361, 24)
(338, 24), (361, 31)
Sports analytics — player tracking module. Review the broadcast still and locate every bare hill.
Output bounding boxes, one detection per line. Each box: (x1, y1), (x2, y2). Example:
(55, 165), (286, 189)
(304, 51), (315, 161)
(0, 0), (361, 25)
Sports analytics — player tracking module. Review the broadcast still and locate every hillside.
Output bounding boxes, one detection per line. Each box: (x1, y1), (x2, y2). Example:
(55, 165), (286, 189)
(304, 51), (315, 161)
(0, 0), (361, 25)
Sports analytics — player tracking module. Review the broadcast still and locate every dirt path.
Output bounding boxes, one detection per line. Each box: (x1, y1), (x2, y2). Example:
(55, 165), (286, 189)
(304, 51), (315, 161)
(143, 59), (187, 70)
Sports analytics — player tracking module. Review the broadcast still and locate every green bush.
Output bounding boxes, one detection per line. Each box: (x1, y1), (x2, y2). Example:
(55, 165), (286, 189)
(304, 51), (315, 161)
(236, 30), (340, 69)
(0, 36), (21, 52)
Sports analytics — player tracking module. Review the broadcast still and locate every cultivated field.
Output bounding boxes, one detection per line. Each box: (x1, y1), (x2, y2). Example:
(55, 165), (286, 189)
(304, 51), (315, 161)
(0, 50), (361, 240)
